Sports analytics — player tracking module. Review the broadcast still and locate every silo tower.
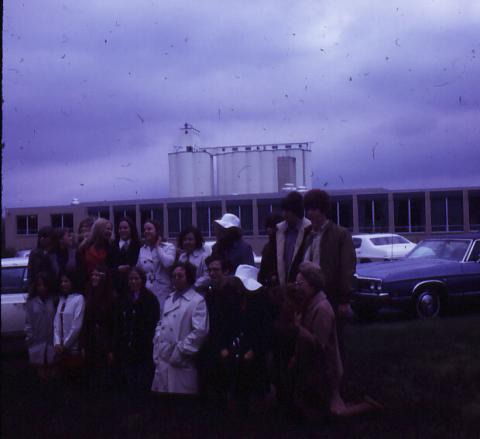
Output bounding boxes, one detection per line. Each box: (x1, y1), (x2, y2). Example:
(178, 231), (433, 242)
(169, 123), (213, 197)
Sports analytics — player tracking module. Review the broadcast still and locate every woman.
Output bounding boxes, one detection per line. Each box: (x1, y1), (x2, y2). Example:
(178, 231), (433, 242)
(50, 227), (77, 281)
(211, 213), (254, 272)
(117, 267), (160, 396)
(291, 261), (382, 419)
(25, 272), (56, 379)
(258, 213), (284, 288)
(151, 262), (209, 395)
(77, 218), (113, 288)
(137, 220), (175, 310)
(53, 270), (85, 376)
(110, 217), (141, 298)
(27, 226), (55, 293)
(177, 226), (211, 290)
(81, 265), (119, 389)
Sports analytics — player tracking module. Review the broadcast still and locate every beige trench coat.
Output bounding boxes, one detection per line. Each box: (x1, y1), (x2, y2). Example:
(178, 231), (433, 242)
(151, 287), (209, 394)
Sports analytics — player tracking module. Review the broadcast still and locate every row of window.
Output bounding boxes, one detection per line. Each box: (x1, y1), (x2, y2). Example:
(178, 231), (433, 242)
(15, 191), (480, 237)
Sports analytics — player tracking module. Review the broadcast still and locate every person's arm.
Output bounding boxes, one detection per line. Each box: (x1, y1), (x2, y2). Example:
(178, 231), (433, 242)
(156, 242), (176, 269)
(24, 300), (34, 346)
(63, 296), (86, 350)
(173, 298), (209, 358)
(53, 301), (62, 347)
(295, 305), (334, 352)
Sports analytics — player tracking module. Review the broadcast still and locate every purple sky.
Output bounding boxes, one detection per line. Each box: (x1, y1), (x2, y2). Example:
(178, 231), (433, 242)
(3, 0), (480, 208)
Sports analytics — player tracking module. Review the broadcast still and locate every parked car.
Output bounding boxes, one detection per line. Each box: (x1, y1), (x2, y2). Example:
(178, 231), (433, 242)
(352, 234), (480, 319)
(15, 249), (31, 258)
(352, 233), (417, 263)
(1, 257), (29, 336)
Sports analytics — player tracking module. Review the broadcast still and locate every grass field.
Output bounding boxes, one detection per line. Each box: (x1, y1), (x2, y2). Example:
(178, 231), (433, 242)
(2, 310), (480, 438)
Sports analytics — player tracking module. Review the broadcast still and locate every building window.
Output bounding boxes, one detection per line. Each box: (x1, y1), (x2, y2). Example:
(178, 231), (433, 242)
(257, 199), (282, 235)
(196, 202), (222, 238)
(394, 193), (425, 233)
(469, 190), (480, 232)
(16, 215), (38, 235)
(140, 206), (164, 234)
(431, 192), (464, 232)
(226, 201), (253, 236)
(330, 197), (354, 231)
(87, 207), (110, 220)
(51, 213), (74, 231)
(168, 204), (192, 238)
(358, 195), (389, 233)
(113, 206), (136, 234)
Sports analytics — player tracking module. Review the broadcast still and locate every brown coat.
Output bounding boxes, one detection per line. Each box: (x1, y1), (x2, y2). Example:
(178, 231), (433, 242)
(304, 221), (356, 308)
(294, 291), (343, 408)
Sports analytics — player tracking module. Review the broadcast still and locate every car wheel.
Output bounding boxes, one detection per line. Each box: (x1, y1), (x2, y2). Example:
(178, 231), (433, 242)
(414, 288), (441, 319)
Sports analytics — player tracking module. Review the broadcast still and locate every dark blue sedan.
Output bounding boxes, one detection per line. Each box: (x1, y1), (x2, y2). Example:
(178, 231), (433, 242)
(352, 234), (480, 319)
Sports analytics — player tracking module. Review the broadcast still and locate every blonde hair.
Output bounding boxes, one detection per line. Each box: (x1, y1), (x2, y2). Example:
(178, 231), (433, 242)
(81, 218), (112, 249)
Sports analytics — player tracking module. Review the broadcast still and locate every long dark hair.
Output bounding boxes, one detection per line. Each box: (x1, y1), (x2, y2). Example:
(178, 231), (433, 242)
(116, 216), (140, 247)
(36, 226), (53, 250)
(85, 265), (115, 311)
(28, 272), (53, 300)
(58, 269), (80, 296)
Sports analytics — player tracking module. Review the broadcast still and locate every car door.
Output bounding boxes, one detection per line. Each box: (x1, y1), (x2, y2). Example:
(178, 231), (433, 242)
(461, 240), (480, 297)
(1, 266), (28, 335)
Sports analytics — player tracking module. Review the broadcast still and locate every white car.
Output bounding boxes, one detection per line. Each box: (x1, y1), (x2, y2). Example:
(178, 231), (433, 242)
(1, 257), (28, 336)
(352, 234), (417, 263)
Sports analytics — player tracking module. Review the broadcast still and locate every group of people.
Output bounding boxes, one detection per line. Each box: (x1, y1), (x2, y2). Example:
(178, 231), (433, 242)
(24, 189), (382, 420)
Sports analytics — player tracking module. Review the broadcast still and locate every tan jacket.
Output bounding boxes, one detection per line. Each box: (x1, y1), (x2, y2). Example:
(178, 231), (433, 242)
(275, 217), (312, 286)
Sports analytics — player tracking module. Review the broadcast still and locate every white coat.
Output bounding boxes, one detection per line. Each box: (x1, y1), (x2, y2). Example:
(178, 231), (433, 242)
(137, 242), (176, 310)
(178, 245), (211, 289)
(25, 296), (56, 365)
(53, 293), (85, 354)
(151, 287), (209, 394)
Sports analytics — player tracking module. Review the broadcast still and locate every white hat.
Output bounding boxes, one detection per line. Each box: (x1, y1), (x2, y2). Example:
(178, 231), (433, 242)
(214, 213), (241, 229)
(234, 264), (262, 291)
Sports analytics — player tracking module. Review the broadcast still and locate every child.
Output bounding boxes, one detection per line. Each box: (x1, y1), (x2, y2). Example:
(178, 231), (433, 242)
(25, 272), (56, 380)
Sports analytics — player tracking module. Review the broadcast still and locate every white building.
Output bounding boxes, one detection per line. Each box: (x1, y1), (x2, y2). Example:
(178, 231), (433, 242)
(169, 123), (312, 197)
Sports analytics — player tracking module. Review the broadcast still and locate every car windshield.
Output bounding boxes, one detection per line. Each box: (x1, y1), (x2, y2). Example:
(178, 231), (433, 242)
(407, 240), (470, 261)
(370, 236), (410, 246)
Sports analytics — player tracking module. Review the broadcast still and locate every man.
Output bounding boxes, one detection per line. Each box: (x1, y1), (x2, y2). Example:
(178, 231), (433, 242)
(197, 255), (238, 400)
(274, 191), (312, 286)
(302, 189), (356, 357)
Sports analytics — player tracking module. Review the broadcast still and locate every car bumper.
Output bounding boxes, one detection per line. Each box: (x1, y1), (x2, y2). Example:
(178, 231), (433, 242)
(352, 290), (411, 310)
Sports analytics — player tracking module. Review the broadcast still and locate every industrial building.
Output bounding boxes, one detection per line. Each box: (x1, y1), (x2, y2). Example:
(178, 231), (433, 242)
(5, 187), (480, 254)
(169, 124), (312, 197)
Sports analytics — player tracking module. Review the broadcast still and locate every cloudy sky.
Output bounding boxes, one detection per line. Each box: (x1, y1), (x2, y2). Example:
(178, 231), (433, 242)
(3, 0), (480, 208)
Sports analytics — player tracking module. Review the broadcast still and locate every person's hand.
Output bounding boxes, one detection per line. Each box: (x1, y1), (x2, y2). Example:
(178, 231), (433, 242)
(118, 265), (130, 273)
(54, 345), (64, 355)
(244, 350), (254, 361)
(338, 303), (353, 319)
(220, 349), (229, 359)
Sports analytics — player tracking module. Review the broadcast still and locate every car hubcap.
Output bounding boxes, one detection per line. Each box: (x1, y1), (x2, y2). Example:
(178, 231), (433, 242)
(417, 291), (439, 318)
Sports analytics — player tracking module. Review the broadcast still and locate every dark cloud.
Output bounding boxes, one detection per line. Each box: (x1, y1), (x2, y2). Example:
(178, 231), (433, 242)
(3, 0), (480, 208)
